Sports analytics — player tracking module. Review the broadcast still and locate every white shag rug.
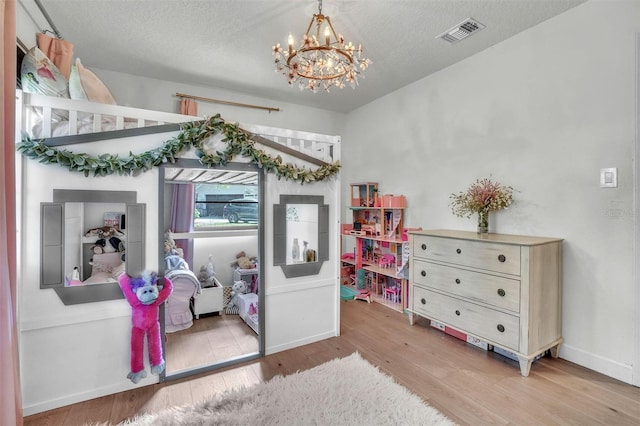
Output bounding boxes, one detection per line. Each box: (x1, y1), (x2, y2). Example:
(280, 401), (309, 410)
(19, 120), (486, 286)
(122, 352), (456, 426)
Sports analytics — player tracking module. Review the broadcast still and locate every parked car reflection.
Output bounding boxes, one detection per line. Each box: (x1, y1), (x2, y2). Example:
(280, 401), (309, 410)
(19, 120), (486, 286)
(223, 198), (258, 223)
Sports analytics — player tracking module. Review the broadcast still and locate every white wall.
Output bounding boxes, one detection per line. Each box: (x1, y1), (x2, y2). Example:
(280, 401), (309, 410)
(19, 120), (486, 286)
(342, 0), (639, 384)
(93, 68), (346, 138)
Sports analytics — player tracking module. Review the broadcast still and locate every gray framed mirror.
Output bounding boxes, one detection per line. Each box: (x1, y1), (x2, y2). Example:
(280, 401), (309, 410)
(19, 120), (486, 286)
(274, 195), (329, 278)
(40, 189), (145, 305)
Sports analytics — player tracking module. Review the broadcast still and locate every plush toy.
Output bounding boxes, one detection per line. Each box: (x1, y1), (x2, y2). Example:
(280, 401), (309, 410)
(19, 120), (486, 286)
(162, 230), (188, 271)
(230, 251), (257, 270)
(118, 271), (173, 384)
(164, 230), (184, 259)
(90, 226), (125, 254)
(225, 280), (248, 314)
(85, 225), (124, 238)
(198, 255), (216, 288)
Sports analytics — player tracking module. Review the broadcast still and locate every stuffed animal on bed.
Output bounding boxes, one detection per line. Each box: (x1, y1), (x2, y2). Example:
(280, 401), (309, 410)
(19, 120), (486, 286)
(230, 251), (257, 270)
(89, 226), (125, 255)
(118, 271), (173, 384)
(225, 280), (248, 315)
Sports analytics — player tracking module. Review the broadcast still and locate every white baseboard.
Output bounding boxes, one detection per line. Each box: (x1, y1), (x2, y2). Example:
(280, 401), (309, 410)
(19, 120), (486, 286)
(266, 330), (337, 355)
(560, 344), (633, 385)
(22, 378), (152, 416)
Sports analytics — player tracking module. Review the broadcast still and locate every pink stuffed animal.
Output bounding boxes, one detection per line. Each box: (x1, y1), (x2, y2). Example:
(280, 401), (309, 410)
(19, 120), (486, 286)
(118, 271), (173, 384)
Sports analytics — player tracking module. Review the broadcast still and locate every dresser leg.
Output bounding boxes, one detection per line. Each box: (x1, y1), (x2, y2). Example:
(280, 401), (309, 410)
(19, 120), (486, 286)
(517, 356), (533, 377)
(549, 343), (561, 358)
(408, 312), (415, 325)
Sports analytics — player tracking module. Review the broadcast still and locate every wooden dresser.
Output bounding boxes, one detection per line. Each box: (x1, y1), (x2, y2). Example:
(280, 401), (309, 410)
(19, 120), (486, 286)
(408, 229), (563, 376)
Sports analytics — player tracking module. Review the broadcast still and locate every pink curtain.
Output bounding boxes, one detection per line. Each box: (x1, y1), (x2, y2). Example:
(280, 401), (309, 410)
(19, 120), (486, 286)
(180, 98), (198, 116)
(1, 1), (23, 425)
(170, 184), (195, 268)
(36, 32), (74, 79)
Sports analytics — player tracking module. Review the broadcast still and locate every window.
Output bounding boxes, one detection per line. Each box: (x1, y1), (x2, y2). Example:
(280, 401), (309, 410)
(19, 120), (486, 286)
(193, 183), (258, 230)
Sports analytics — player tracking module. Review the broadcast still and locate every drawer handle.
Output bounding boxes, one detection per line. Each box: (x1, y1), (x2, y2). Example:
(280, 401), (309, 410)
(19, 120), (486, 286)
(497, 324), (505, 333)
(497, 288), (506, 297)
(455, 310), (460, 316)
(421, 270), (427, 277)
(421, 243), (427, 250)
(455, 278), (461, 284)
(498, 254), (506, 263)
(456, 248), (462, 254)
(421, 298), (426, 305)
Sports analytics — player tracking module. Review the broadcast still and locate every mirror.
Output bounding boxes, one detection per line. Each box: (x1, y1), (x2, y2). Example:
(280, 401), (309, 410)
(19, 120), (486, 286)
(274, 195), (329, 278)
(286, 204), (318, 264)
(159, 159), (264, 380)
(40, 189), (145, 305)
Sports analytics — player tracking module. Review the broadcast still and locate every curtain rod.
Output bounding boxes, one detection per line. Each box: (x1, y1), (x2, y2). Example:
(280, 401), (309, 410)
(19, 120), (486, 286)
(35, 0), (63, 39)
(175, 93), (280, 113)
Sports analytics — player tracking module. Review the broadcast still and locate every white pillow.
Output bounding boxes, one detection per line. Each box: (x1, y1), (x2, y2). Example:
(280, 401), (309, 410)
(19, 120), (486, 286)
(68, 59), (88, 101)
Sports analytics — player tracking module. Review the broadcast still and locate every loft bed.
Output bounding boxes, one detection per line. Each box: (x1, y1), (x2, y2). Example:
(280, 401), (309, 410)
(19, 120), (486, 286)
(17, 88), (341, 371)
(15, 89), (340, 166)
(16, 90), (200, 142)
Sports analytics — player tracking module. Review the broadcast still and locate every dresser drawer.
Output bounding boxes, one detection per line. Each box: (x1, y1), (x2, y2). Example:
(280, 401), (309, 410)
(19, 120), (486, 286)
(413, 287), (520, 350)
(412, 260), (521, 313)
(412, 235), (521, 276)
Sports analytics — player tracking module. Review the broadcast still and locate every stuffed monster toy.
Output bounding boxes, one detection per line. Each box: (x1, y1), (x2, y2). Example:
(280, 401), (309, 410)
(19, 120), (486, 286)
(118, 271), (173, 384)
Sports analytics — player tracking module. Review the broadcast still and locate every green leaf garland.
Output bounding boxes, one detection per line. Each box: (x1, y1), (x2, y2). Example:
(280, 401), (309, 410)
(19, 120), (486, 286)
(16, 114), (341, 183)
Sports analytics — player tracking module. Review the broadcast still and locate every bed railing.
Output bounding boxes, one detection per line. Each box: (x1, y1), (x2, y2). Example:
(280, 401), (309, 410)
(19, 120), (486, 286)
(17, 90), (200, 139)
(16, 90), (340, 164)
(245, 123), (340, 163)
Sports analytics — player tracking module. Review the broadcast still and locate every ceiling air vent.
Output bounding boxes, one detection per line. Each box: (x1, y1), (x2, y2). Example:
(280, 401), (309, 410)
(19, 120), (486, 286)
(437, 18), (485, 44)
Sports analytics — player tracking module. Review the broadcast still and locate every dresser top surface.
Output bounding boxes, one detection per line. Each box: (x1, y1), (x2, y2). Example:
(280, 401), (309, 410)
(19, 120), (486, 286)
(410, 229), (563, 246)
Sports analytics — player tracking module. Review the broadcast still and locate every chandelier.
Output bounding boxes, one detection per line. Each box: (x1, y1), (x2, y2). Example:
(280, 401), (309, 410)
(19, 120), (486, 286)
(271, 0), (371, 92)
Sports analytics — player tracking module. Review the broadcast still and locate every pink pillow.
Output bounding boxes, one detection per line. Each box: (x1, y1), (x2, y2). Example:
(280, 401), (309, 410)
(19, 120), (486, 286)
(73, 58), (117, 105)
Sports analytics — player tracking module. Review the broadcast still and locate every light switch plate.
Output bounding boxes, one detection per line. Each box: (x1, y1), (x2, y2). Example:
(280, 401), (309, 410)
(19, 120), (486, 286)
(600, 168), (617, 188)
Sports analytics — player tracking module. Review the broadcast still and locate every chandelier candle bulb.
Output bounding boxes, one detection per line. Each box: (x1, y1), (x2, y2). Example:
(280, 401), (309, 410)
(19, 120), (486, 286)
(325, 27), (331, 45)
(288, 33), (294, 54)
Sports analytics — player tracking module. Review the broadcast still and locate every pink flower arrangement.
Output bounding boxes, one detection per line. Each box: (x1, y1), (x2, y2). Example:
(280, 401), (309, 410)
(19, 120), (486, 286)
(449, 178), (514, 218)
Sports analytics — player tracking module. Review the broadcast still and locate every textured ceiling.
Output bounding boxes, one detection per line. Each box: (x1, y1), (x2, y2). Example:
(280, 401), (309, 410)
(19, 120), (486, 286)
(26, 0), (586, 113)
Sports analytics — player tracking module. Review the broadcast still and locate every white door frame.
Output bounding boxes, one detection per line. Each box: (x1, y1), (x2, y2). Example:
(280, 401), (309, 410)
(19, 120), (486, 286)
(633, 32), (639, 387)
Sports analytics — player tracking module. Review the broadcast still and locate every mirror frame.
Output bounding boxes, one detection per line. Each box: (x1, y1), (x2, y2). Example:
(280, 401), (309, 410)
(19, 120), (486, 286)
(273, 194), (329, 278)
(41, 189), (144, 305)
(158, 158), (265, 382)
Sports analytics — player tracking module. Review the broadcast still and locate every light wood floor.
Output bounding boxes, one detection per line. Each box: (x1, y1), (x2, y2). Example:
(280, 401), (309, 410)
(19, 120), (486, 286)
(24, 300), (640, 425)
(164, 313), (259, 374)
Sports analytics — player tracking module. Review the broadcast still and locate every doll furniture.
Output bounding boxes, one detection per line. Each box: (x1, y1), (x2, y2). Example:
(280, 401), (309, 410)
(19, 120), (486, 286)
(344, 269), (371, 303)
(383, 282), (401, 303)
(164, 269), (200, 333)
(237, 292), (259, 334)
(378, 253), (395, 268)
